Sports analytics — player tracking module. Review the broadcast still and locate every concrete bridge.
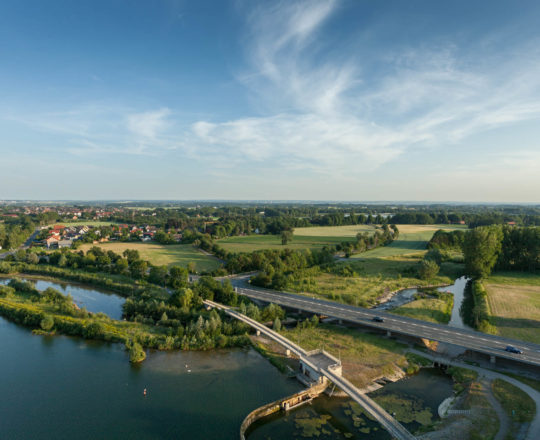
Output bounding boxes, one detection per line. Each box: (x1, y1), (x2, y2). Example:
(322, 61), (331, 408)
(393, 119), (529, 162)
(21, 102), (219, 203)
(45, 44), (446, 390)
(204, 299), (416, 440)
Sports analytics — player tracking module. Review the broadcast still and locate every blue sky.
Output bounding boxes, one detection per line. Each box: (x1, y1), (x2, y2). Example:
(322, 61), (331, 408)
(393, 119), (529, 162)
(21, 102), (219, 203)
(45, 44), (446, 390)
(1, 0), (540, 201)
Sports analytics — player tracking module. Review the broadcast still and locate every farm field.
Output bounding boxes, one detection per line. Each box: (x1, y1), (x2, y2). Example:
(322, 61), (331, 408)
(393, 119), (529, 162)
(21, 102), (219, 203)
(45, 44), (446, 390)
(78, 242), (221, 273)
(350, 224), (467, 259)
(287, 256), (464, 307)
(46, 220), (119, 227)
(293, 224), (376, 237)
(484, 272), (540, 343)
(216, 234), (356, 253)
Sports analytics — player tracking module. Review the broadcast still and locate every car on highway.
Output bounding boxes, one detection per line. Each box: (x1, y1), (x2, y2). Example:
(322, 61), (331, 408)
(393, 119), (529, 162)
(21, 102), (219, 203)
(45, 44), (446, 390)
(372, 316), (384, 323)
(505, 345), (523, 354)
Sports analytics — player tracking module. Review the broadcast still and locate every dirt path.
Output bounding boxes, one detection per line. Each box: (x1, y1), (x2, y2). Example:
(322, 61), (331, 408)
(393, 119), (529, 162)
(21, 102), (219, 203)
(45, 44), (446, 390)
(479, 378), (510, 440)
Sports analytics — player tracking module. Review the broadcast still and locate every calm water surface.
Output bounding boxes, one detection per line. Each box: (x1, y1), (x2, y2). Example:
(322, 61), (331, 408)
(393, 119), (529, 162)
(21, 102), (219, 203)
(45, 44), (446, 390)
(0, 277), (125, 319)
(248, 368), (453, 439)
(0, 317), (302, 439)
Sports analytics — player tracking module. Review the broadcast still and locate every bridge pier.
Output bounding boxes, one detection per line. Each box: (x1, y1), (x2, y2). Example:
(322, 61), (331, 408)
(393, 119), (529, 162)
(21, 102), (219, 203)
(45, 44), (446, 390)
(490, 355), (496, 364)
(386, 330), (391, 337)
(256, 330), (261, 336)
(285, 349), (291, 357)
(338, 319), (343, 324)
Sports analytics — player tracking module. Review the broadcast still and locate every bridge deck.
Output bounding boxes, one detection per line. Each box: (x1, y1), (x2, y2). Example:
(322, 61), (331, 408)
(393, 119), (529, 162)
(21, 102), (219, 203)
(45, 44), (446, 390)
(204, 299), (416, 440)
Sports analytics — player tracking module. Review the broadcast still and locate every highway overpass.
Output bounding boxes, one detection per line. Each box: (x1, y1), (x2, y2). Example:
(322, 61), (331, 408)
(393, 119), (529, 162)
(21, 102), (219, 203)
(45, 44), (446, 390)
(233, 285), (540, 368)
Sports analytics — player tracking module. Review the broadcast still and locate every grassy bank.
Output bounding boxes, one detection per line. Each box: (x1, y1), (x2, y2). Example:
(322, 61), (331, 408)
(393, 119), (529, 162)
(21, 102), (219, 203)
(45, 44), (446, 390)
(492, 379), (536, 435)
(392, 291), (453, 324)
(78, 242), (221, 272)
(282, 323), (409, 388)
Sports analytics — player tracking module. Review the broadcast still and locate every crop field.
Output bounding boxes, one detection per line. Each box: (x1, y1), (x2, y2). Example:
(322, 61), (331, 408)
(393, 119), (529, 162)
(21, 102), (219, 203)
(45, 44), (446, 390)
(78, 242), (221, 273)
(216, 234), (356, 253)
(293, 224), (377, 237)
(485, 273), (540, 343)
(46, 221), (119, 228)
(350, 224), (467, 259)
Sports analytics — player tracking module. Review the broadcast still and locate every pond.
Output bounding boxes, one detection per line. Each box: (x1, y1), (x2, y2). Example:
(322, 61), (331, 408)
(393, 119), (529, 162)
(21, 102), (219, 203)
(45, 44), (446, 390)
(0, 277), (125, 320)
(0, 316), (302, 439)
(248, 368), (454, 439)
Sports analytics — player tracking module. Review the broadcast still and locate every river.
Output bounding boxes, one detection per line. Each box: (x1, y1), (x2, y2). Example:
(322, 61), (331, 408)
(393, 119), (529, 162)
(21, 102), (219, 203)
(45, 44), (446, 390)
(374, 276), (472, 329)
(0, 277), (125, 319)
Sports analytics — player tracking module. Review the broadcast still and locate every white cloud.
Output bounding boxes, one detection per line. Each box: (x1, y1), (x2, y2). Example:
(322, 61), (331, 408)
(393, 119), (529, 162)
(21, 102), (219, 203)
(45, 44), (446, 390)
(126, 108), (171, 140)
(185, 0), (540, 175)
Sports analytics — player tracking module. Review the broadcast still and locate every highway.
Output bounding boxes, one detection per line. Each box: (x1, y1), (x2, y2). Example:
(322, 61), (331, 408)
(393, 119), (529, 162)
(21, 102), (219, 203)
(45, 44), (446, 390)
(233, 284), (540, 368)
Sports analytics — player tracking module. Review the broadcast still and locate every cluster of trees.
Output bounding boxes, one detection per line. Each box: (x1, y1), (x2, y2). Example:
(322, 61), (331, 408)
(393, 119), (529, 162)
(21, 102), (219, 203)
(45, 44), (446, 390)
(0, 216), (35, 250)
(463, 226), (540, 277)
(427, 230), (465, 249)
(338, 225), (398, 257)
(461, 280), (495, 333)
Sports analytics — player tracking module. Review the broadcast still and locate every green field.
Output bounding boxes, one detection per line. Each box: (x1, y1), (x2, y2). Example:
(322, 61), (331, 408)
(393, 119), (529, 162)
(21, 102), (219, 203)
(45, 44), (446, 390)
(46, 220), (120, 227)
(293, 224), (376, 237)
(391, 292), (453, 324)
(216, 234), (356, 253)
(79, 242), (221, 273)
(350, 224), (467, 259)
(484, 272), (540, 343)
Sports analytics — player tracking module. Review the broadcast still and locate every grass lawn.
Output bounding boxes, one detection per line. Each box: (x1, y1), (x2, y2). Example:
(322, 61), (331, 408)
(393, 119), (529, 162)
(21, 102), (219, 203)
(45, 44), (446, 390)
(484, 272), (540, 343)
(216, 234), (356, 253)
(391, 292), (453, 324)
(288, 256), (464, 307)
(282, 324), (408, 388)
(293, 224), (376, 237)
(350, 224), (467, 259)
(492, 379), (536, 424)
(79, 242), (221, 273)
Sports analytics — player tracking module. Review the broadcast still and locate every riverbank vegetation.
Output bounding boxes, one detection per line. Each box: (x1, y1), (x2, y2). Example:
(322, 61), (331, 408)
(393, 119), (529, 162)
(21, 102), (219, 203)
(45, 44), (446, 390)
(392, 290), (453, 324)
(279, 256), (463, 307)
(0, 278), (252, 362)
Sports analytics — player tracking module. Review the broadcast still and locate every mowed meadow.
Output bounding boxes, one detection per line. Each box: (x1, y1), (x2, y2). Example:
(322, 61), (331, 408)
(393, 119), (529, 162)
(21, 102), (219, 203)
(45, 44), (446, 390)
(78, 242), (221, 273)
(216, 225), (377, 253)
(484, 273), (540, 344)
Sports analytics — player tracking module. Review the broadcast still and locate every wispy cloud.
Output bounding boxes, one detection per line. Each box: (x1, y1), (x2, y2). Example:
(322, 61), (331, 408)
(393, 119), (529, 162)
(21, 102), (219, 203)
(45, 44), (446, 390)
(185, 0), (540, 174)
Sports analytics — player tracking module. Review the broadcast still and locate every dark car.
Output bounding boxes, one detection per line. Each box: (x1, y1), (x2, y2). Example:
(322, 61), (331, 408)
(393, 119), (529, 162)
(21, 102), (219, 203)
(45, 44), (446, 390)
(505, 345), (523, 354)
(372, 316), (384, 323)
